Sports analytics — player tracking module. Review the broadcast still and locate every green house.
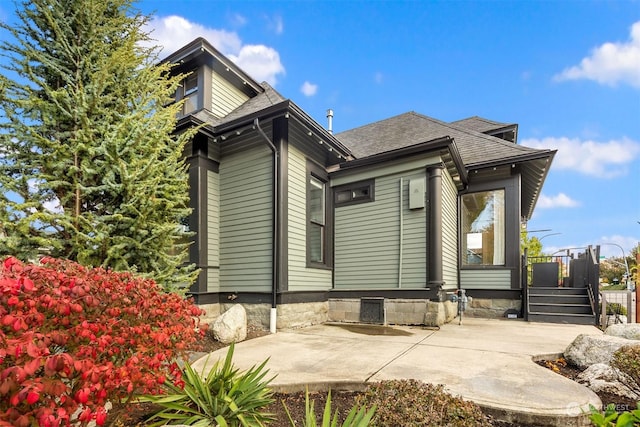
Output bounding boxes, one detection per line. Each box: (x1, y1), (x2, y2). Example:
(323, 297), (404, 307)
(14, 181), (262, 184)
(167, 38), (556, 330)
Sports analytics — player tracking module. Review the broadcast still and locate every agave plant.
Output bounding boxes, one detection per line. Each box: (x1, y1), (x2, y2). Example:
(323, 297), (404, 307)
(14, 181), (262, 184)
(139, 343), (275, 426)
(283, 389), (376, 427)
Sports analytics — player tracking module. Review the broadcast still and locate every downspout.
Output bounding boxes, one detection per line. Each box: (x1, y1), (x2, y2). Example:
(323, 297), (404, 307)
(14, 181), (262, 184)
(254, 118), (279, 334)
(428, 165), (444, 294)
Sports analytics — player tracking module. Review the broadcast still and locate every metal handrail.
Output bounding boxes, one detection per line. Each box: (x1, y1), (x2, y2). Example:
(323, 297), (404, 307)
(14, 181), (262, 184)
(587, 284), (595, 314)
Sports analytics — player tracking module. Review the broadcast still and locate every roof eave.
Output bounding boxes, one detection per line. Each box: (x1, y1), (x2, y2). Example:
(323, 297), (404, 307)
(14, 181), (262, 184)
(467, 150), (556, 220)
(161, 37), (263, 95)
(197, 101), (351, 158)
(332, 136), (467, 188)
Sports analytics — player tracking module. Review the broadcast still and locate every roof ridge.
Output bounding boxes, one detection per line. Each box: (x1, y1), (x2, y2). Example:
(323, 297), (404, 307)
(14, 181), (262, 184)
(260, 82), (287, 105)
(411, 112), (534, 153)
(336, 111), (416, 135)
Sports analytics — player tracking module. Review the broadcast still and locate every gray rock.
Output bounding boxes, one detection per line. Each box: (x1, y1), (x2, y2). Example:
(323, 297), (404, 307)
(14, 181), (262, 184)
(605, 323), (640, 340)
(564, 334), (631, 369)
(212, 304), (247, 344)
(577, 363), (640, 400)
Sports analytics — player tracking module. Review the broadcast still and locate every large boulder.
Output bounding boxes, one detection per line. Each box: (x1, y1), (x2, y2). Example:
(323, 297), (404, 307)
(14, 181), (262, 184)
(577, 363), (640, 400)
(605, 323), (640, 340)
(564, 334), (631, 369)
(212, 304), (247, 344)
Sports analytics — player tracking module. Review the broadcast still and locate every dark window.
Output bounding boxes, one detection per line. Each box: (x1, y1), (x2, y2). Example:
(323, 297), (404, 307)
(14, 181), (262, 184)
(334, 179), (375, 207)
(309, 175), (325, 263)
(307, 161), (332, 269)
(182, 72), (198, 114)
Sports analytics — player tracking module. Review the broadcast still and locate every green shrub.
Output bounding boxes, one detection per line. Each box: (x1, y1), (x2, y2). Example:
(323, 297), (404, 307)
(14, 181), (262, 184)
(355, 380), (491, 427)
(139, 343), (275, 427)
(589, 403), (640, 427)
(612, 345), (640, 390)
(283, 389), (376, 427)
(606, 303), (628, 316)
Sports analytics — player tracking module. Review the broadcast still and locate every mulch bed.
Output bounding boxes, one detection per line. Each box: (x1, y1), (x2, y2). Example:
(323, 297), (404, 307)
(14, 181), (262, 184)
(536, 358), (638, 412)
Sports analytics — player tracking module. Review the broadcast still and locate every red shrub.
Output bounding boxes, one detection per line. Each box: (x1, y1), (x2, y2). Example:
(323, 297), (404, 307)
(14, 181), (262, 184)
(0, 256), (206, 426)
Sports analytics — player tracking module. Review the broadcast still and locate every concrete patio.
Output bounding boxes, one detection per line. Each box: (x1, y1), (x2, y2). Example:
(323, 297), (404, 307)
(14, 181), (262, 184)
(193, 318), (602, 426)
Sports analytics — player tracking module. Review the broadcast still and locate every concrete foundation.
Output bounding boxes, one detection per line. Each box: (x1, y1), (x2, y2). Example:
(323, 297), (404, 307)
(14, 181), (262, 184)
(464, 298), (521, 319)
(328, 298), (457, 327)
(200, 301), (329, 331)
(199, 297), (521, 331)
(196, 303), (221, 326)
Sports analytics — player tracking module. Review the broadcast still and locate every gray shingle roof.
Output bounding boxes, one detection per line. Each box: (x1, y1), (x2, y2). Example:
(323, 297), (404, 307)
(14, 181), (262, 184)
(219, 82), (286, 124)
(450, 116), (515, 134)
(335, 111), (542, 167)
(335, 111), (555, 219)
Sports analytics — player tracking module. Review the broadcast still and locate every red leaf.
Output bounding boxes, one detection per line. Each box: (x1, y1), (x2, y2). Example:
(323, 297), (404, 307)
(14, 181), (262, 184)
(14, 415), (30, 427)
(74, 388), (89, 404)
(95, 408), (107, 426)
(21, 278), (34, 291)
(3, 256), (19, 270)
(10, 393), (20, 406)
(26, 341), (41, 358)
(26, 390), (39, 404)
(23, 358), (41, 376)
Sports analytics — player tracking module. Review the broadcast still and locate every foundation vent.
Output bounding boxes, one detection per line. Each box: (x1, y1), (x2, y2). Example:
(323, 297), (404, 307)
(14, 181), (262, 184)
(360, 297), (384, 324)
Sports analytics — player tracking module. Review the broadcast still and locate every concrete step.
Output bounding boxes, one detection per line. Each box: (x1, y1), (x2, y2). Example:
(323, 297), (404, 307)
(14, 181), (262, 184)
(528, 312), (596, 325)
(529, 286), (590, 296)
(529, 303), (593, 315)
(529, 294), (590, 305)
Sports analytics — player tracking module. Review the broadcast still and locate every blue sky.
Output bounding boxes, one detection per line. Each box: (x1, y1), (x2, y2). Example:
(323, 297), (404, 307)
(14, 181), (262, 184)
(1, 0), (639, 258)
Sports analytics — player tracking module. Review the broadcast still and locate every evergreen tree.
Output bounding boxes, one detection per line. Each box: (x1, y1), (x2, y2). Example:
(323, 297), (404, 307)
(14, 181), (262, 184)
(0, 0), (197, 291)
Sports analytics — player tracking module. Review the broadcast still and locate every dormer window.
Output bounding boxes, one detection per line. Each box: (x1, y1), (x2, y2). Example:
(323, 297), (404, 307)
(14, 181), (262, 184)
(182, 72), (198, 114)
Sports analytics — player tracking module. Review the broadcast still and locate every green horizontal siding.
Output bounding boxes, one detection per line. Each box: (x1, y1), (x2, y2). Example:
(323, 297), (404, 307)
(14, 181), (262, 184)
(219, 138), (273, 292)
(442, 169), (458, 290)
(334, 171), (426, 290)
(207, 170), (220, 292)
(211, 70), (249, 117)
(460, 269), (511, 289)
(287, 143), (332, 291)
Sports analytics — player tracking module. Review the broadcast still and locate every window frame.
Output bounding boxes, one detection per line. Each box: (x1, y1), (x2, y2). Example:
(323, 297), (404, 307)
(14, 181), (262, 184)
(334, 179), (375, 207)
(461, 188), (506, 267)
(306, 160), (333, 269)
(181, 71), (199, 115)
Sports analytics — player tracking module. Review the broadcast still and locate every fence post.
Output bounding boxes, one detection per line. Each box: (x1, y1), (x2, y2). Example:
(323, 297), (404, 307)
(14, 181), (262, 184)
(601, 293), (607, 327)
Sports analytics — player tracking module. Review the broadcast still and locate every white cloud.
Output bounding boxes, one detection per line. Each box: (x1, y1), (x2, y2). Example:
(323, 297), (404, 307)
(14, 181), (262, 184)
(537, 193), (580, 209)
(265, 14), (284, 35)
(597, 235), (640, 259)
(522, 136), (640, 178)
(300, 81), (318, 97)
(228, 45), (285, 85)
(145, 16), (242, 59)
(144, 15), (285, 86)
(554, 21), (640, 88)
(228, 13), (247, 28)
